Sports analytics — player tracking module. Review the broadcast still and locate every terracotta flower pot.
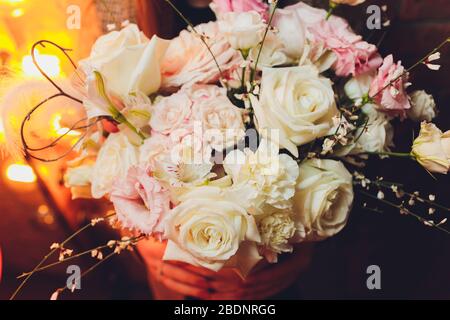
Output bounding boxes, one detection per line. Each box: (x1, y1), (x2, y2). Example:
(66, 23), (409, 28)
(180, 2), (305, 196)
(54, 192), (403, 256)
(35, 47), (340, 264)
(136, 238), (314, 300)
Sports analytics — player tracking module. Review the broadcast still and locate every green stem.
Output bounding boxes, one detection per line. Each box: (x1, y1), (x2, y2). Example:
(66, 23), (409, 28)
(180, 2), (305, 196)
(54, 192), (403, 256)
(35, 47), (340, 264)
(241, 66), (247, 89)
(326, 2), (337, 20)
(366, 151), (414, 159)
(250, 0), (279, 85)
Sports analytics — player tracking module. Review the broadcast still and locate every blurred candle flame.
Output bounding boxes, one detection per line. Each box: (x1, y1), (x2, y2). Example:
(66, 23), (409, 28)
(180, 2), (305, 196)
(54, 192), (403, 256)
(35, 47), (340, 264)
(52, 114), (81, 137)
(6, 163), (36, 183)
(10, 8), (24, 17)
(22, 50), (61, 78)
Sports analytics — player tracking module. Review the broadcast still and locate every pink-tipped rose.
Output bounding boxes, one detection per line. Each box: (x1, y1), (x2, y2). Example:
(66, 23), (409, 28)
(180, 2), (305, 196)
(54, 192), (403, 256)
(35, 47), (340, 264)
(210, 0), (269, 20)
(161, 22), (242, 89)
(369, 55), (411, 118)
(111, 166), (171, 235)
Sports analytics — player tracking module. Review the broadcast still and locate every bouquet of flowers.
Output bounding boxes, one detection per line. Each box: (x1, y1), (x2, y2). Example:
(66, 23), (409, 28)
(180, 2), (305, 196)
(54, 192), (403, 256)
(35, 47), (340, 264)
(9, 0), (450, 299)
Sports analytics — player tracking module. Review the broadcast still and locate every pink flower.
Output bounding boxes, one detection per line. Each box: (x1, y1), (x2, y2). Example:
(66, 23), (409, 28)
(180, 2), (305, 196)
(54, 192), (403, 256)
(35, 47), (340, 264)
(369, 55), (411, 118)
(161, 22), (242, 89)
(314, 19), (382, 77)
(210, 0), (269, 20)
(286, 2), (382, 77)
(150, 92), (193, 135)
(111, 166), (171, 235)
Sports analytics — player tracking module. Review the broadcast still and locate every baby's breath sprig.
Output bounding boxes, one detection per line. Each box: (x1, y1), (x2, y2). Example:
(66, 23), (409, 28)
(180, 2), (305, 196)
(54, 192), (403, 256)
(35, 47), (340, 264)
(354, 173), (450, 235)
(358, 189), (450, 235)
(10, 212), (117, 300)
(48, 235), (146, 300)
(361, 38), (450, 109)
(16, 235), (145, 279)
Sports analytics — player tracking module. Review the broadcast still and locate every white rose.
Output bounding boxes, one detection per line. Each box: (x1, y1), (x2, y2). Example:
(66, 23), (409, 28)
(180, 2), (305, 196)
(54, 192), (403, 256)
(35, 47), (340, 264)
(161, 22), (242, 89)
(218, 11), (266, 50)
(91, 133), (139, 199)
(337, 104), (394, 156)
(79, 24), (169, 100)
(412, 122), (450, 174)
(163, 186), (261, 272)
(224, 139), (299, 212)
(249, 31), (290, 68)
(252, 66), (338, 157)
(299, 41), (337, 73)
(293, 159), (354, 241)
(356, 105), (394, 153)
(344, 74), (374, 102)
(407, 90), (436, 122)
(65, 165), (93, 187)
(271, 8), (306, 60)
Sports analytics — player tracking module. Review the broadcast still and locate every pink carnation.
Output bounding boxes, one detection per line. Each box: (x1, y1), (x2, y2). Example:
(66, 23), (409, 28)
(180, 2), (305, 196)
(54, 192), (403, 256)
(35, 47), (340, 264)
(369, 55), (411, 118)
(111, 166), (171, 235)
(314, 19), (382, 77)
(210, 0), (269, 20)
(286, 2), (382, 77)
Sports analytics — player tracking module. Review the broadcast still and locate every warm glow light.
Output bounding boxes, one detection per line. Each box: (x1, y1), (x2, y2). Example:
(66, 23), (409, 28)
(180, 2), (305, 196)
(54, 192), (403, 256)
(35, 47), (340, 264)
(0, 120), (4, 143)
(1, 0), (25, 4)
(22, 50), (61, 78)
(10, 8), (24, 17)
(6, 163), (37, 183)
(52, 114), (81, 137)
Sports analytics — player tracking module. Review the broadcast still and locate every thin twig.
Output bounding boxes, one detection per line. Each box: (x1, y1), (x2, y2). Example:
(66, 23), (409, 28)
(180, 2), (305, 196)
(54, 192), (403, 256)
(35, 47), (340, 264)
(358, 190), (450, 235)
(250, 0), (279, 84)
(369, 38), (450, 100)
(10, 213), (116, 300)
(17, 235), (145, 279)
(163, 0), (224, 81)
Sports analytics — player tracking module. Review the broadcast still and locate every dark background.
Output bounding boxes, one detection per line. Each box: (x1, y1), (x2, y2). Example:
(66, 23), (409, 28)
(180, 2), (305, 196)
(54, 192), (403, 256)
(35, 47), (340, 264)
(0, 0), (449, 299)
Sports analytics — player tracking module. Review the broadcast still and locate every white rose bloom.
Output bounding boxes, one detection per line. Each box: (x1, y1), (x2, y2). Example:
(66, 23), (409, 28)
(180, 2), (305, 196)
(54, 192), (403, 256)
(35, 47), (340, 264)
(224, 139), (299, 212)
(337, 104), (394, 156)
(299, 41), (337, 73)
(65, 165), (93, 187)
(249, 31), (291, 68)
(412, 122), (450, 174)
(344, 74), (374, 102)
(163, 186), (261, 273)
(252, 66), (338, 157)
(251, 8), (306, 68)
(272, 8), (306, 60)
(218, 11), (266, 50)
(293, 159), (354, 241)
(79, 24), (169, 106)
(407, 90), (436, 122)
(91, 133), (139, 199)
